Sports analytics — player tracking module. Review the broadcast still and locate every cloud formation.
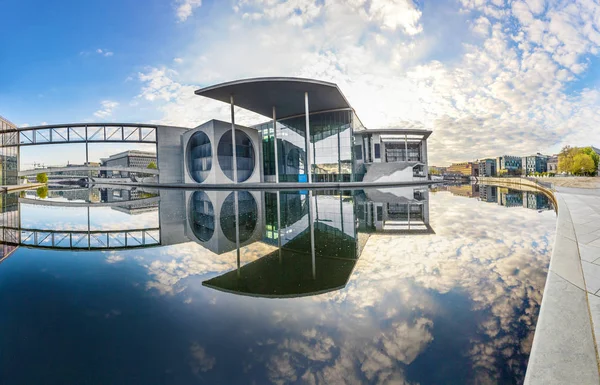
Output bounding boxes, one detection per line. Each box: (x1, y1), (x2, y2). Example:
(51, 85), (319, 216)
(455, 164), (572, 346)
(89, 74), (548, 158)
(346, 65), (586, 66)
(175, 0), (202, 22)
(93, 100), (119, 118)
(127, 0), (600, 165)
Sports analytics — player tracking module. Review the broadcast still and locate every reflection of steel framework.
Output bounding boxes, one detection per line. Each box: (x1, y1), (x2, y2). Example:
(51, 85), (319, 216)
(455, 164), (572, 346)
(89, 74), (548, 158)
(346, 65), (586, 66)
(1, 226), (160, 250)
(1, 123), (157, 147)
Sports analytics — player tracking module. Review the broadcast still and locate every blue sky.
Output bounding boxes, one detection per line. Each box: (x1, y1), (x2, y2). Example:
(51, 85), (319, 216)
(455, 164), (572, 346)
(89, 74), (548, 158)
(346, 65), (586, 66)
(4, 0), (600, 166)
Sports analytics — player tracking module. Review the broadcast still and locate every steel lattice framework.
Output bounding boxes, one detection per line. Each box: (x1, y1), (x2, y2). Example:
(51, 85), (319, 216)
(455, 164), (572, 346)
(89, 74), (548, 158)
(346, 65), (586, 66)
(1, 123), (158, 147)
(0, 226), (161, 251)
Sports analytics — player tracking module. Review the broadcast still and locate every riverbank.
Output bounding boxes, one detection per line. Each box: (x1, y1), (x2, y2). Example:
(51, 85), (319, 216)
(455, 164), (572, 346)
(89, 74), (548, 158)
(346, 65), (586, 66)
(479, 177), (600, 384)
(89, 179), (442, 191)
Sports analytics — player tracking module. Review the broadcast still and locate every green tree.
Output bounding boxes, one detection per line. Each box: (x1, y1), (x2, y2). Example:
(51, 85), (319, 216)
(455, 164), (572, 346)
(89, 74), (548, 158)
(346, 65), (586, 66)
(36, 172), (48, 183)
(581, 147), (599, 174)
(147, 161), (157, 169)
(572, 153), (596, 175)
(558, 145), (577, 173)
(36, 185), (48, 199)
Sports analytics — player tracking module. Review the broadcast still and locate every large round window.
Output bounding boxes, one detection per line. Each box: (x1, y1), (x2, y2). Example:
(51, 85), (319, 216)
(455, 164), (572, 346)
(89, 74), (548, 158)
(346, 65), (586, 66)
(189, 191), (215, 242)
(220, 191), (258, 243)
(187, 131), (212, 183)
(217, 130), (255, 182)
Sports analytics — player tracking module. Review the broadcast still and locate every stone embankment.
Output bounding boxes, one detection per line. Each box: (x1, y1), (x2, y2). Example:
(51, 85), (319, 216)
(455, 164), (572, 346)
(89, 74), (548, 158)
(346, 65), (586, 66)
(480, 177), (600, 384)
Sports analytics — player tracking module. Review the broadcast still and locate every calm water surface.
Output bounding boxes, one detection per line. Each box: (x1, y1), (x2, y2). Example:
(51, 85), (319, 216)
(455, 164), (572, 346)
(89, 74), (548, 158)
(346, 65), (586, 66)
(0, 184), (556, 384)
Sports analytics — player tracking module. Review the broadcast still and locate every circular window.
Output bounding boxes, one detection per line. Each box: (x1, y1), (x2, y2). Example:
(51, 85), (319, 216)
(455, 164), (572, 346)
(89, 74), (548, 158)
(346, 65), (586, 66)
(189, 191), (215, 242)
(220, 191), (258, 243)
(217, 130), (255, 182)
(187, 131), (212, 183)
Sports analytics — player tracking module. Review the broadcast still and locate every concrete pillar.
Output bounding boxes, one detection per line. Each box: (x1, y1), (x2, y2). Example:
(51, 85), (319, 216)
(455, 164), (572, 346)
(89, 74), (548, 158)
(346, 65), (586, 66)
(277, 191), (282, 263)
(230, 95), (238, 183)
(422, 138), (428, 178)
(404, 134), (408, 161)
(235, 191), (240, 277)
(273, 106), (279, 183)
(304, 92), (312, 183)
(308, 190), (316, 279)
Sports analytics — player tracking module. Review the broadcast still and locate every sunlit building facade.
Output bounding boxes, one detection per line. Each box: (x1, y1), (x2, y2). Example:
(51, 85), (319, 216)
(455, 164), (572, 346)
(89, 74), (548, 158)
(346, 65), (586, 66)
(0, 116), (18, 186)
(183, 77), (431, 185)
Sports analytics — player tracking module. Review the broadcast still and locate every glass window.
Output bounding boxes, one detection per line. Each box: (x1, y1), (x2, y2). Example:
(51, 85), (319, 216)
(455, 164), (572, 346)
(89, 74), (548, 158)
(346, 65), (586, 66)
(189, 191), (215, 242)
(220, 191), (258, 243)
(187, 131), (212, 183)
(374, 144), (381, 159)
(217, 130), (256, 182)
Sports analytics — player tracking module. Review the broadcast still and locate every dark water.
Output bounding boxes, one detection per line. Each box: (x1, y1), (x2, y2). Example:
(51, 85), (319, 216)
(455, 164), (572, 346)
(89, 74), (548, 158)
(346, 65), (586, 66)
(0, 184), (555, 384)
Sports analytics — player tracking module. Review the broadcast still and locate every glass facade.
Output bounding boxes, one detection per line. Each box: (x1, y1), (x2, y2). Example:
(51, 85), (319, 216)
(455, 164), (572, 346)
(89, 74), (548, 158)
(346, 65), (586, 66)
(187, 131), (212, 183)
(189, 191), (215, 242)
(256, 109), (357, 183)
(217, 130), (256, 183)
(220, 191), (258, 243)
(0, 117), (18, 186)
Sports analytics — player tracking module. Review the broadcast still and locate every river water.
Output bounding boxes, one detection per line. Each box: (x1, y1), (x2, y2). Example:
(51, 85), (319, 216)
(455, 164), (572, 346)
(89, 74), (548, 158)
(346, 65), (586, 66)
(0, 183), (556, 384)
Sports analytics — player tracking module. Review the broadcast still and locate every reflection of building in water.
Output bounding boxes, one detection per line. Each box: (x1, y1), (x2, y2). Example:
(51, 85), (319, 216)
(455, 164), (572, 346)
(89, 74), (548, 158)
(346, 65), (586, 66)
(479, 185), (498, 203)
(0, 192), (19, 262)
(523, 191), (551, 210)
(184, 190), (264, 255)
(1, 185), (434, 296)
(448, 184), (480, 198)
(355, 187), (434, 234)
(202, 190), (360, 297)
(498, 188), (523, 207)
(478, 184), (554, 212)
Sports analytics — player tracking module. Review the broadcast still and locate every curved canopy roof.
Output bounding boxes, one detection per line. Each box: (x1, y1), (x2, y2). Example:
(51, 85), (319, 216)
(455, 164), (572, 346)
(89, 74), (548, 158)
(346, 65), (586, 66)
(195, 77), (352, 120)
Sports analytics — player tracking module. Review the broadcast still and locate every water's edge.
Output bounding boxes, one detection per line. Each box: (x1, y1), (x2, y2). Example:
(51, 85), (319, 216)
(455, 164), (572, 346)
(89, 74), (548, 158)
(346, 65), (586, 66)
(480, 178), (600, 384)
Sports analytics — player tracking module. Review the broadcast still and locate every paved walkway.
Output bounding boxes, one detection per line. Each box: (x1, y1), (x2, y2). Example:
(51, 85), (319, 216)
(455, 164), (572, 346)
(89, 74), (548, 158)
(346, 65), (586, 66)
(526, 186), (600, 384)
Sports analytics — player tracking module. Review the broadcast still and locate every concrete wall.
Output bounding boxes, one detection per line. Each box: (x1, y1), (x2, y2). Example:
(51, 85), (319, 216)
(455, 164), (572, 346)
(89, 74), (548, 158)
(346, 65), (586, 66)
(156, 125), (190, 184)
(182, 119), (262, 185)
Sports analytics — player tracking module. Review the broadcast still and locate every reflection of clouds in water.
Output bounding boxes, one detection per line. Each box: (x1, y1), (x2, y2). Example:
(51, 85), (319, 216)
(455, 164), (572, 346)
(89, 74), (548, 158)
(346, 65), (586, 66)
(19, 204), (159, 231)
(259, 192), (554, 384)
(189, 342), (216, 374)
(105, 254), (124, 264)
(119, 190), (553, 384)
(143, 241), (277, 295)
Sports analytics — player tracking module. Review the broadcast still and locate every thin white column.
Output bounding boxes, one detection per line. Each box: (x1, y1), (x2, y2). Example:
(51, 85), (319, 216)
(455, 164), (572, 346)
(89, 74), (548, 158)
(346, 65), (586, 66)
(235, 191), (240, 277)
(277, 191), (282, 263)
(273, 106), (279, 183)
(404, 134), (408, 161)
(230, 95), (238, 183)
(308, 190), (316, 279)
(304, 92), (312, 183)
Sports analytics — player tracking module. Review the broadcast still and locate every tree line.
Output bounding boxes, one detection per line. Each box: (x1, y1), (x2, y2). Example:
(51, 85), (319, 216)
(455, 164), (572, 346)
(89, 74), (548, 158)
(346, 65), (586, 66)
(558, 146), (599, 176)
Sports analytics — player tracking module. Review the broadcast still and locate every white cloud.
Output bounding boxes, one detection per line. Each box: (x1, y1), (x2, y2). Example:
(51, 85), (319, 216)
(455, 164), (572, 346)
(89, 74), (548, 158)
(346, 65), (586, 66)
(123, 0), (600, 165)
(175, 0), (202, 22)
(93, 100), (119, 118)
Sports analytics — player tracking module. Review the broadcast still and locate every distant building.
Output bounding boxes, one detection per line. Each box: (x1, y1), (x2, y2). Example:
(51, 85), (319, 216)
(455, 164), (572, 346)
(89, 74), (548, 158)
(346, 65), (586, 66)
(429, 166), (446, 175)
(100, 150), (156, 178)
(478, 159), (496, 177)
(498, 188), (523, 207)
(447, 162), (478, 177)
(448, 184), (479, 198)
(523, 191), (551, 210)
(0, 115), (18, 185)
(521, 154), (548, 175)
(496, 155), (522, 175)
(479, 185), (497, 203)
(547, 155), (558, 174)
